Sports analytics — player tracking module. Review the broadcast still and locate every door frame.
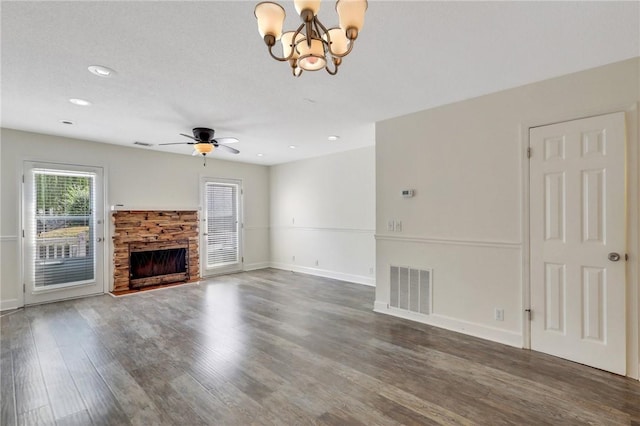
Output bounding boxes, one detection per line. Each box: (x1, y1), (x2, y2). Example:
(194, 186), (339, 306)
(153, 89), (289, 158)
(199, 176), (244, 277)
(19, 160), (109, 306)
(520, 103), (640, 379)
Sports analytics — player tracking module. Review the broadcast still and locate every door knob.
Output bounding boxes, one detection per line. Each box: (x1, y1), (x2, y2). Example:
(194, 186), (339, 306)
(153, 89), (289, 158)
(608, 252), (621, 262)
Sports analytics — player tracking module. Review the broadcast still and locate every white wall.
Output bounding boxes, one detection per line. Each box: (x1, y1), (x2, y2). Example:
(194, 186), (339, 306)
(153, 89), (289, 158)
(0, 129), (270, 309)
(270, 147), (376, 285)
(375, 58), (640, 378)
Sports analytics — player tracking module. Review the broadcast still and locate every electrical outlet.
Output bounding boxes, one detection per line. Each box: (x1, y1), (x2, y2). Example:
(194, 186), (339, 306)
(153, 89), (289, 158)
(387, 219), (395, 231)
(495, 308), (504, 321)
(315, 260), (319, 266)
(395, 221), (402, 232)
(292, 255), (295, 262)
(292, 217), (295, 224)
(369, 267), (374, 275)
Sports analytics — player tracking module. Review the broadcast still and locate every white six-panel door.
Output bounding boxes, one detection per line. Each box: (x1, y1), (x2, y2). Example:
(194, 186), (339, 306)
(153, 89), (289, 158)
(530, 112), (626, 375)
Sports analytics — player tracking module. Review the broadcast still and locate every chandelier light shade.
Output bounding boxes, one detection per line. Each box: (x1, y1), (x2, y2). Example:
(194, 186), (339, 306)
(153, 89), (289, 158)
(296, 38), (327, 71)
(281, 31), (305, 59)
(323, 28), (349, 55)
(254, 0), (367, 77)
(255, 2), (286, 39)
(336, 0), (367, 35)
(294, 0), (320, 15)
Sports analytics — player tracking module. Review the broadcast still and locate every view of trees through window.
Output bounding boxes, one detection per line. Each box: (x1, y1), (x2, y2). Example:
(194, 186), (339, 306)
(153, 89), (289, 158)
(28, 167), (97, 288)
(35, 171), (92, 242)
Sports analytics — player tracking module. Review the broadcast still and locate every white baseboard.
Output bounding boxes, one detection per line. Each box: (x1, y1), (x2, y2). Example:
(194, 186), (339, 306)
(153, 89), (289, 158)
(270, 262), (375, 287)
(373, 302), (522, 348)
(1, 299), (21, 312)
(244, 262), (271, 271)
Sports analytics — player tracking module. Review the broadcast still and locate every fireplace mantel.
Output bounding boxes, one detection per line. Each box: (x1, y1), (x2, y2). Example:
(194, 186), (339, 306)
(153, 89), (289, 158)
(110, 205), (200, 212)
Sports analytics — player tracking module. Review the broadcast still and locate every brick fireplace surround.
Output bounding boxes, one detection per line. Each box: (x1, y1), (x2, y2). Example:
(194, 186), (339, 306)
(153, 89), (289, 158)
(111, 210), (200, 293)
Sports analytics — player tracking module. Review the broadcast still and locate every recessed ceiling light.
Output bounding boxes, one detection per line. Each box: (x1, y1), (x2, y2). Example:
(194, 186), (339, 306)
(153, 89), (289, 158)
(289, 145), (296, 149)
(88, 65), (116, 78)
(328, 135), (340, 141)
(69, 98), (91, 106)
(257, 153), (264, 157)
(59, 120), (75, 125)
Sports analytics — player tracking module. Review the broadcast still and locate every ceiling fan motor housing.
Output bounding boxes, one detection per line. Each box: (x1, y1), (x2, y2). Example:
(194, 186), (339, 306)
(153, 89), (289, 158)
(193, 127), (214, 142)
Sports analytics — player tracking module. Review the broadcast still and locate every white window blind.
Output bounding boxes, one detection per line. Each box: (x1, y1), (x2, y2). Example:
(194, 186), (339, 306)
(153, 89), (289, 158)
(31, 169), (96, 288)
(205, 182), (239, 267)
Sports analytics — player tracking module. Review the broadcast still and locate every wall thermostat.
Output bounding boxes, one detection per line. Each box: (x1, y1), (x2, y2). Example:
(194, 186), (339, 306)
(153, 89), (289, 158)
(401, 189), (414, 198)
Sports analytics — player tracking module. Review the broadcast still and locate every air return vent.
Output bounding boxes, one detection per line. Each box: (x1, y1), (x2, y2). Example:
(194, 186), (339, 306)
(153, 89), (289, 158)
(390, 266), (432, 315)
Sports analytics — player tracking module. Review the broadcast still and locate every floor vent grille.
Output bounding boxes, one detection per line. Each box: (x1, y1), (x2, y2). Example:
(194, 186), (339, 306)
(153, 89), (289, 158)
(390, 266), (432, 315)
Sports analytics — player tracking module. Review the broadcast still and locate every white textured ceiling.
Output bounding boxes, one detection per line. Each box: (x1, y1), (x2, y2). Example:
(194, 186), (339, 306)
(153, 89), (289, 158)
(2, 1), (639, 165)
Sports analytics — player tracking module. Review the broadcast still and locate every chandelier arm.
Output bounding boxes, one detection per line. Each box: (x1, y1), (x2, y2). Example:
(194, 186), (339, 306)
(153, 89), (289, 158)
(315, 18), (331, 54)
(329, 40), (355, 58)
(305, 20), (314, 47)
(325, 60), (339, 75)
(313, 18), (324, 41)
(315, 18), (330, 37)
(267, 44), (291, 62)
(267, 23), (306, 62)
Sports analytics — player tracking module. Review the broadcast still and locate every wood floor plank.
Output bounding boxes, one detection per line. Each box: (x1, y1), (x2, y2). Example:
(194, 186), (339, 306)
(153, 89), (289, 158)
(14, 379), (49, 415)
(17, 405), (54, 426)
(2, 269), (639, 425)
(93, 361), (164, 426)
(55, 409), (93, 426)
(128, 363), (209, 426)
(59, 344), (130, 425)
(35, 345), (86, 421)
(0, 348), (17, 426)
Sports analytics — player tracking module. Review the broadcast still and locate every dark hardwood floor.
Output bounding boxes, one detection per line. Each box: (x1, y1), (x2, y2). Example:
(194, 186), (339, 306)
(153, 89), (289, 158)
(1, 268), (639, 425)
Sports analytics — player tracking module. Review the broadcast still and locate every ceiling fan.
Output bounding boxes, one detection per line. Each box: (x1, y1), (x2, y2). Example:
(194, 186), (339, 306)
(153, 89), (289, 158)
(159, 127), (239, 165)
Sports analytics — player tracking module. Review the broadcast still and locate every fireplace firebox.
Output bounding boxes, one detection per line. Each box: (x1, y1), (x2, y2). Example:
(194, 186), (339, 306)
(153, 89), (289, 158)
(128, 240), (189, 289)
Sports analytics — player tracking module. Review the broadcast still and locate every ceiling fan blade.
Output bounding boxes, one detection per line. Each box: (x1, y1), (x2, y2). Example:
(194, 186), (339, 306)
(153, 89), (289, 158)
(213, 137), (239, 144)
(180, 133), (198, 141)
(158, 142), (195, 146)
(216, 144), (240, 154)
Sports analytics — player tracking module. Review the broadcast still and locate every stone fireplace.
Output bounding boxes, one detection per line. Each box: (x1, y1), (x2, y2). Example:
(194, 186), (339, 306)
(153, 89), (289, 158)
(112, 210), (199, 293)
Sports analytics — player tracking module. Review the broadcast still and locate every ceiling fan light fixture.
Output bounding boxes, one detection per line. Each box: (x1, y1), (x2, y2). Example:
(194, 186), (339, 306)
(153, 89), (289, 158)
(255, 0), (367, 77)
(157, 127), (240, 159)
(194, 143), (214, 154)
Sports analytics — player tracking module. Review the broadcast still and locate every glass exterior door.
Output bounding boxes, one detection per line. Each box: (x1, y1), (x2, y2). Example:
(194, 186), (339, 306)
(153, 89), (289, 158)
(202, 179), (243, 276)
(23, 162), (104, 304)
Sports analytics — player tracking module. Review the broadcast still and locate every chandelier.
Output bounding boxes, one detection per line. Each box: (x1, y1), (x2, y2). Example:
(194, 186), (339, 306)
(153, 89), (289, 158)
(254, 0), (367, 77)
